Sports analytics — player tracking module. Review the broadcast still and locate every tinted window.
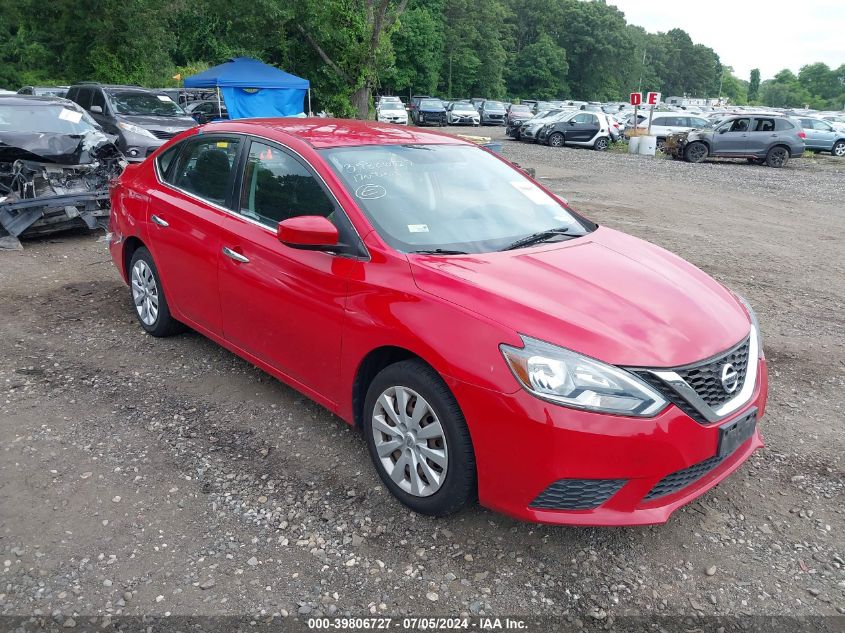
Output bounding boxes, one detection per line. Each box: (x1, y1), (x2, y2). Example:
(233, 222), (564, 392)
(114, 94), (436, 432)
(74, 87), (93, 110)
(238, 141), (334, 228)
(725, 118), (750, 132)
(91, 89), (106, 112)
(109, 91), (186, 116)
(171, 137), (241, 205)
(753, 118), (775, 132)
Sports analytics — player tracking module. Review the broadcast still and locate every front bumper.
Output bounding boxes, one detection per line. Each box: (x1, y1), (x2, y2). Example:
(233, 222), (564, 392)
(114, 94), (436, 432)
(481, 115), (506, 125)
(417, 112), (446, 126)
(448, 358), (768, 526)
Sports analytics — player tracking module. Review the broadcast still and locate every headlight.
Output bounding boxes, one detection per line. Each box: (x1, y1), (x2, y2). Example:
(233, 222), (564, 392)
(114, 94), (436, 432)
(732, 293), (764, 359)
(117, 121), (156, 138)
(500, 336), (667, 416)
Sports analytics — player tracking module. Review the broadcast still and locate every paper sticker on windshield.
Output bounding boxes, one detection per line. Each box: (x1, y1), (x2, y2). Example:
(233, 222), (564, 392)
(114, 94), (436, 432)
(509, 181), (550, 205)
(216, 141), (229, 148)
(408, 224), (429, 233)
(355, 184), (387, 200)
(58, 108), (83, 124)
(157, 95), (173, 102)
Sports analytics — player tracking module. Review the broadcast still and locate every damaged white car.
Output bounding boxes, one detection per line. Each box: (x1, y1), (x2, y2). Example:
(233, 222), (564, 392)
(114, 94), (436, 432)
(0, 95), (124, 245)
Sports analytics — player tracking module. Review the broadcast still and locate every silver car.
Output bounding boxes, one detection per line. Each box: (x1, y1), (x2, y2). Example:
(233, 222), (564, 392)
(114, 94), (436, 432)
(666, 115), (805, 167)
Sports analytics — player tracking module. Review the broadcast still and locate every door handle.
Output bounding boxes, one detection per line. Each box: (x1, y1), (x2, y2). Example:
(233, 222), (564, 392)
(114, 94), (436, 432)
(151, 214), (169, 227)
(222, 246), (250, 264)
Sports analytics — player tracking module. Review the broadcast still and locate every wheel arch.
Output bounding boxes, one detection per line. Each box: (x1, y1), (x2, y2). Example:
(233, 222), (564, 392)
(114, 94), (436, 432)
(122, 236), (147, 280)
(352, 345), (440, 430)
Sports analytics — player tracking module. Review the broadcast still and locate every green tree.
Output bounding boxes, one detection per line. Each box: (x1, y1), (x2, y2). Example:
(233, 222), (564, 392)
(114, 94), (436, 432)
(508, 33), (568, 99)
(388, 4), (443, 96)
(748, 68), (760, 102)
(759, 70), (812, 108)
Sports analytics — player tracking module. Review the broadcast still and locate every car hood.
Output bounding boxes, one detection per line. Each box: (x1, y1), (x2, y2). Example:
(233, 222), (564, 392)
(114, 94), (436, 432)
(451, 109), (478, 115)
(409, 226), (750, 368)
(118, 115), (196, 131)
(0, 129), (121, 165)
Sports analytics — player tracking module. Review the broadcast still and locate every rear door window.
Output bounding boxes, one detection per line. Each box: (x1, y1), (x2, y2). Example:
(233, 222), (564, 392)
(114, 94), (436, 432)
(753, 118), (775, 132)
(170, 137), (242, 206)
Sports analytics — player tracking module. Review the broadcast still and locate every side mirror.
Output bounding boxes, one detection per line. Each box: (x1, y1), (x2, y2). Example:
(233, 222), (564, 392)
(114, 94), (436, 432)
(277, 216), (339, 251)
(90, 105), (103, 114)
(568, 120), (576, 125)
(718, 128), (727, 134)
(193, 112), (207, 124)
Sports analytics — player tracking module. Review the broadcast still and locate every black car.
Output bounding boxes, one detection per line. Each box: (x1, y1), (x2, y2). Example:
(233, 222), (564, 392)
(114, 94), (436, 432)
(0, 95), (124, 241)
(412, 98), (447, 126)
(66, 83), (197, 162)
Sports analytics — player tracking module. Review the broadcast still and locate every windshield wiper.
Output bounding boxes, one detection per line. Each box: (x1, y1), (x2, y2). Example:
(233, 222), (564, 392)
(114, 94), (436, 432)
(501, 227), (577, 251)
(410, 249), (469, 255)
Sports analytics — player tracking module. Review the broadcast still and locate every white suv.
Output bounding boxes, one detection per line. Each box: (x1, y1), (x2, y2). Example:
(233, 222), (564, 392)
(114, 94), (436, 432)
(632, 114), (711, 148)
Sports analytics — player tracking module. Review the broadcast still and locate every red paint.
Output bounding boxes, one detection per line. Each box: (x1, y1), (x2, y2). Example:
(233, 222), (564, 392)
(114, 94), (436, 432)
(630, 92), (642, 106)
(109, 118), (768, 526)
(277, 216), (339, 247)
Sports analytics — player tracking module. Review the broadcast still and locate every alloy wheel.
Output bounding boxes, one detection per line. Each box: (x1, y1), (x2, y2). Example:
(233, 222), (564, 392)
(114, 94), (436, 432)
(131, 260), (159, 326)
(549, 133), (564, 147)
(595, 137), (609, 151)
(371, 386), (448, 497)
(833, 141), (845, 157)
(768, 147), (787, 167)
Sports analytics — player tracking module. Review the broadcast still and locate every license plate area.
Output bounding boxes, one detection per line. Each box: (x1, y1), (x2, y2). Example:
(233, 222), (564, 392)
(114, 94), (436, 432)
(718, 408), (757, 458)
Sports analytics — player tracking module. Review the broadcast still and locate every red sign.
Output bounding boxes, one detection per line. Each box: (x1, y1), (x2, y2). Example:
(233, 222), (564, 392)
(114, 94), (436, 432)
(629, 92), (642, 106)
(646, 91), (661, 106)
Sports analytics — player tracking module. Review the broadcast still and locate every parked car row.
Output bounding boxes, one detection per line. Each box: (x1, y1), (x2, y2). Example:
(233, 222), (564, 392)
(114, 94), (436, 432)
(507, 109), (620, 151)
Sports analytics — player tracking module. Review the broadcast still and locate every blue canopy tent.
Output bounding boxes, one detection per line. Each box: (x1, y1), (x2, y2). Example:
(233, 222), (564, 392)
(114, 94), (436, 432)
(184, 57), (311, 119)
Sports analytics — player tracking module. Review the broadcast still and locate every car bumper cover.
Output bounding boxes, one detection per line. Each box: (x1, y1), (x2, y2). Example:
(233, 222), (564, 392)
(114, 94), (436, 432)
(447, 358), (768, 526)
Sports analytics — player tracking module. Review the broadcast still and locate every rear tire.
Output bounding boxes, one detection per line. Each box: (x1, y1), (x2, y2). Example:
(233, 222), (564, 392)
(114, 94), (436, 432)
(363, 359), (477, 517)
(765, 146), (789, 168)
(684, 141), (708, 163)
(128, 247), (184, 337)
(594, 136), (609, 151)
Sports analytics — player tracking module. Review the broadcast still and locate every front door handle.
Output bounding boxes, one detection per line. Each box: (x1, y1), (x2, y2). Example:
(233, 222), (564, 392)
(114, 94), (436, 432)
(222, 246), (250, 264)
(151, 214), (169, 227)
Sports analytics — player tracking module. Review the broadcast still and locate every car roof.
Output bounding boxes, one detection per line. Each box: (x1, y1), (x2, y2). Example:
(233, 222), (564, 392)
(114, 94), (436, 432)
(202, 118), (471, 149)
(0, 94), (73, 106)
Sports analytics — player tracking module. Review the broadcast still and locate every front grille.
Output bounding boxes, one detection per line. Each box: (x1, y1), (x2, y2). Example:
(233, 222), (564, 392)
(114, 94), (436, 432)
(634, 371), (708, 424)
(644, 409), (756, 500)
(676, 337), (750, 408)
(632, 336), (751, 424)
(150, 129), (176, 140)
(530, 478), (626, 510)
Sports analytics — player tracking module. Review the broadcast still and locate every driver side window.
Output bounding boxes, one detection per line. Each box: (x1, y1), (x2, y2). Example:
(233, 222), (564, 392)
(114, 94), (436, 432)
(238, 141), (334, 228)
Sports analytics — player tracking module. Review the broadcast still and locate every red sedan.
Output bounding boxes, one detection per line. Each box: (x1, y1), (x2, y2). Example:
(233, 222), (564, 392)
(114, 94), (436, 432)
(108, 119), (767, 526)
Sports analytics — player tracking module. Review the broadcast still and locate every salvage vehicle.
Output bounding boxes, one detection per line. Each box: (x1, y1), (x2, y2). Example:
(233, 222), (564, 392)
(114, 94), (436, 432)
(505, 103), (533, 126)
(479, 100), (507, 125)
(17, 86), (69, 98)
(446, 101), (480, 126)
(666, 115), (805, 167)
(536, 111), (614, 150)
(0, 95), (124, 241)
(376, 99), (409, 125)
(630, 114), (712, 150)
(518, 109), (569, 142)
(793, 117), (845, 157)
(108, 119), (767, 526)
(66, 83), (196, 162)
(186, 99), (228, 124)
(411, 98), (447, 126)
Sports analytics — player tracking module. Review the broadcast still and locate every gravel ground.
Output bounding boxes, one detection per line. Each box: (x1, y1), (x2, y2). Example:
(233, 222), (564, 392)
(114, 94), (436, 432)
(0, 127), (843, 630)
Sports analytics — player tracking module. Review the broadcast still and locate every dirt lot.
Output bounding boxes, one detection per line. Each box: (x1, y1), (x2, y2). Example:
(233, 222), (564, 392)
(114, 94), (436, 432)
(1, 128), (843, 629)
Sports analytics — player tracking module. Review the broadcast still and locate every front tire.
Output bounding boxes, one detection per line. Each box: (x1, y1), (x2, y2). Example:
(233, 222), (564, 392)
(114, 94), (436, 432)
(129, 247), (184, 337)
(684, 141), (708, 163)
(832, 140), (845, 157)
(765, 146), (789, 168)
(548, 132), (564, 148)
(363, 359), (476, 517)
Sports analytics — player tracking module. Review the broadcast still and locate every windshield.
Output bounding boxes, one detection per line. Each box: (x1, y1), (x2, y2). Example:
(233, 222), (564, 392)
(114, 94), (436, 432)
(0, 103), (100, 135)
(109, 91), (186, 117)
(379, 101), (404, 111)
(484, 101), (505, 111)
(511, 105), (531, 113)
(452, 102), (474, 111)
(420, 99), (443, 109)
(321, 144), (590, 254)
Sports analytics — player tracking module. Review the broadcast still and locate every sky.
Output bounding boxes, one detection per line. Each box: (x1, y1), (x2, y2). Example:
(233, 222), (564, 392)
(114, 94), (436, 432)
(608, 0), (845, 81)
